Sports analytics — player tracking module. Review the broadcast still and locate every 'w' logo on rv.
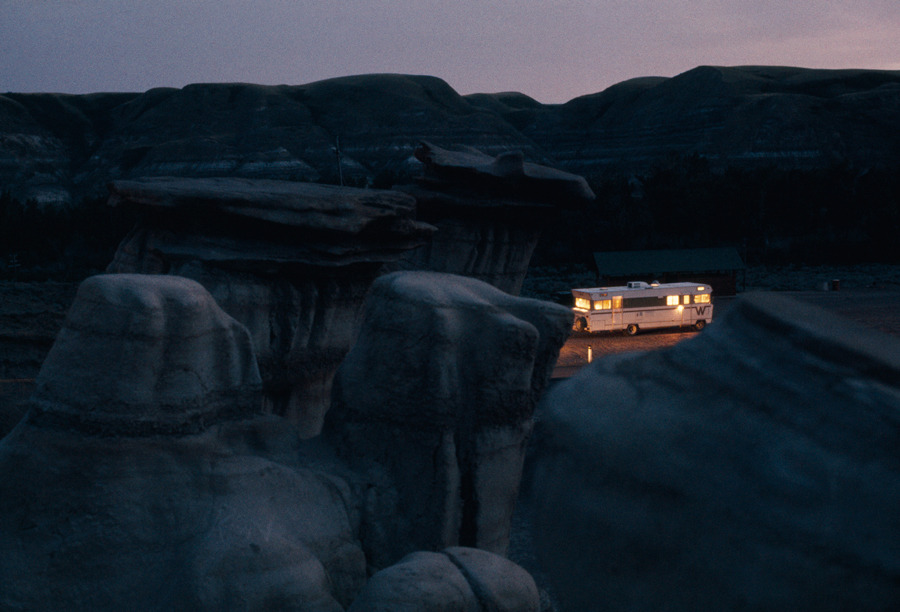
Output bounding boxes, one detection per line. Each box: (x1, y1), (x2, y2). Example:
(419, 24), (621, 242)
(696, 306), (709, 316)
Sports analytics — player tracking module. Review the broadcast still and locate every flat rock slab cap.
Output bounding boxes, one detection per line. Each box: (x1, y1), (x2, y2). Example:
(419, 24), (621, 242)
(108, 176), (430, 235)
(415, 141), (596, 203)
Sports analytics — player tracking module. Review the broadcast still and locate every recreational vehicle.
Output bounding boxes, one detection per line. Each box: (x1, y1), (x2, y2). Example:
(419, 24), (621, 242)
(572, 281), (713, 335)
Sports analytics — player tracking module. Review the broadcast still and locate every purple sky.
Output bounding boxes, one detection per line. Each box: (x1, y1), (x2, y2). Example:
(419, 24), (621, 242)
(2, 1), (898, 103)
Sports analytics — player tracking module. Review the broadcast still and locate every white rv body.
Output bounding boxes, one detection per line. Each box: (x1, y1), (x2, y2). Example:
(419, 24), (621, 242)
(572, 281), (713, 335)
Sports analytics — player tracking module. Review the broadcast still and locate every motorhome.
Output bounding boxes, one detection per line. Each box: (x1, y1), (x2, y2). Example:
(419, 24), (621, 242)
(572, 281), (713, 335)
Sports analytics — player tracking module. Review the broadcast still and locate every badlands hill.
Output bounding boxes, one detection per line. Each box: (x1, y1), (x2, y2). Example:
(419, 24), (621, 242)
(2, 66), (899, 207)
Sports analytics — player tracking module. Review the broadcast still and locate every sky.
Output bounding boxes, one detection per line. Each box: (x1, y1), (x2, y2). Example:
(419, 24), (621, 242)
(2, 1), (898, 104)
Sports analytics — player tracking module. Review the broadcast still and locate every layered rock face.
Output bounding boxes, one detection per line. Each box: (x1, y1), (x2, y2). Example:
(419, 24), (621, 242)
(0, 76), (541, 205)
(529, 292), (900, 611)
(0, 274), (366, 610)
(477, 65), (900, 174)
(106, 176), (433, 437)
(325, 271), (572, 570)
(392, 141), (594, 294)
(4, 67), (897, 206)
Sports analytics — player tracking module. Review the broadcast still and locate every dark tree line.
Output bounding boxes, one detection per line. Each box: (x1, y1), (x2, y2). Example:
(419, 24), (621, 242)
(534, 158), (900, 266)
(0, 192), (136, 280)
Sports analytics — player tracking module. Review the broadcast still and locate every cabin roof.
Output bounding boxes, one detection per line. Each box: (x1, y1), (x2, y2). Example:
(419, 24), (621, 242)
(592, 247), (745, 276)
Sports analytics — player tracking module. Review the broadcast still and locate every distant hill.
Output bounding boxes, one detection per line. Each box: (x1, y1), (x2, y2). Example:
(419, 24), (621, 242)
(2, 67), (899, 274)
(517, 66), (900, 175)
(3, 66), (898, 207)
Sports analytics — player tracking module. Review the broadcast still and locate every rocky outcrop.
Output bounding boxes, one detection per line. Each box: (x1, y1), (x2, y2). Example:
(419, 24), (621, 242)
(391, 141), (594, 294)
(1, 271), (560, 610)
(325, 271), (572, 570)
(0, 76), (541, 205)
(511, 65), (900, 174)
(348, 547), (540, 612)
(106, 176), (434, 437)
(0, 274), (366, 610)
(3, 68), (898, 206)
(529, 292), (900, 611)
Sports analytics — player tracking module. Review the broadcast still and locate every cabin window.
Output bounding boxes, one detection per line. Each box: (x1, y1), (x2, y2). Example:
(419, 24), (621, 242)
(682, 295), (690, 305)
(612, 296), (622, 309)
(593, 299), (611, 310)
(574, 297), (591, 310)
(693, 293), (711, 304)
(666, 295), (679, 306)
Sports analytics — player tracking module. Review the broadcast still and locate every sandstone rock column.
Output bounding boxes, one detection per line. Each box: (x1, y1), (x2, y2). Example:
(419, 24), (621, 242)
(324, 271), (572, 570)
(106, 176), (434, 437)
(391, 141), (594, 295)
(0, 274), (367, 610)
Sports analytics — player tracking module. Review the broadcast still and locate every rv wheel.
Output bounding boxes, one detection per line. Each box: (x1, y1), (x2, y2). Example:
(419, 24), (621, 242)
(694, 320), (706, 331)
(625, 324), (639, 336)
(574, 317), (587, 332)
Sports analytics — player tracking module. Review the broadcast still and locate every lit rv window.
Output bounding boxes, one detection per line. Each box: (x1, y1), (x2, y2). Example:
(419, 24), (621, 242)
(693, 293), (710, 304)
(666, 295), (679, 306)
(682, 295), (690, 305)
(593, 299), (611, 310)
(697, 286), (706, 291)
(574, 297), (591, 310)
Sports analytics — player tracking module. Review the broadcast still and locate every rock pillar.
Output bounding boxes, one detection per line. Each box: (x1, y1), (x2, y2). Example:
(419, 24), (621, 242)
(106, 176), (434, 437)
(325, 271), (572, 570)
(391, 141), (594, 294)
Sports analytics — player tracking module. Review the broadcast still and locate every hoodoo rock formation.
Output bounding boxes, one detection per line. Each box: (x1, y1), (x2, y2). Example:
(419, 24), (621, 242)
(0, 272), (565, 610)
(0, 274), (366, 610)
(529, 292), (900, 611)
(392, 141), (595, 294)
(106, 176), (434, 437)
(325, 271), (573, 569)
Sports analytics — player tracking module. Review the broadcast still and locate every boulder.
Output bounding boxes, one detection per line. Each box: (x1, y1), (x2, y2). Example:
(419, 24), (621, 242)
(0, 274), (366, 610)
(325, 271), (572, 570)
(106, 176), (434, 437)
(529, 292), (900, 611)
(392, 141), (594, 295)
(347, 547), (540, 612)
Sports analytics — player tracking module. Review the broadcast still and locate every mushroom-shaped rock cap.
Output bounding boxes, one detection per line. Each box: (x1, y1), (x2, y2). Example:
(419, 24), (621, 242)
(414, 141), (595, 204)
(29, 274), (262, 435)
(107, 176), (435, 266)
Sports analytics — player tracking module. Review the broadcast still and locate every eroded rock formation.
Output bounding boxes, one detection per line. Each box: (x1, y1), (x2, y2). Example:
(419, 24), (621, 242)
(106, 176), (434, 437)
(4, 69), (899, 206)
(325, 271), (573, 570)
(0, 274), (366, 610)
(529, 292), (900, 611)
(0, 271), (564, 610)
(391, 141), (595, 294)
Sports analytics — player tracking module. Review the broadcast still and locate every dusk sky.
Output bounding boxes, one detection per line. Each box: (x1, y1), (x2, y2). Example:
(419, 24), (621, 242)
(2, 1), (898, 104)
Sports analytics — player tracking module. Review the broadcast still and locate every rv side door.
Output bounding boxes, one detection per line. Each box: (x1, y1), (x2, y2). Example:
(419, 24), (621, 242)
(611, 295), (622, 326)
